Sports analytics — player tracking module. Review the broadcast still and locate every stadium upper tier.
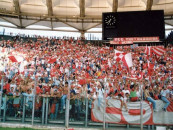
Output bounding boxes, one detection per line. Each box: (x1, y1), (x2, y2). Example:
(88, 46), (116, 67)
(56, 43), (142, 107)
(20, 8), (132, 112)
(0, 0), (173, 32)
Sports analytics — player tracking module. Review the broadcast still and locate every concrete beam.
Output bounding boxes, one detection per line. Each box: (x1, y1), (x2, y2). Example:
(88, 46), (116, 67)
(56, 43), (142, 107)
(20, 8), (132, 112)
(112, 0), (118, 12)
(0, 13), (102, 23)
(0, 11), (102, 20)
(46, 0), (53, 30)
(80, 0), (85, 17)
(13, 0), (23, 27)
(79, 30), (85, 38)
(146, 0), (153, 10)
(46, 0), (53, 16)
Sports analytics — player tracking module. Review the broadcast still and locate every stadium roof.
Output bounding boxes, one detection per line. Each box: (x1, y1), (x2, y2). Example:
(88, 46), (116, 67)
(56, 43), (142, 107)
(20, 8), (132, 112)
(0, 0), (173, 33)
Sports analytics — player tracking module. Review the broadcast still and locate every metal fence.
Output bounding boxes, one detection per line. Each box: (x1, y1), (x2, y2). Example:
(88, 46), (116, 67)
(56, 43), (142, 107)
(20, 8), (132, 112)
(0, 78), (172, 130)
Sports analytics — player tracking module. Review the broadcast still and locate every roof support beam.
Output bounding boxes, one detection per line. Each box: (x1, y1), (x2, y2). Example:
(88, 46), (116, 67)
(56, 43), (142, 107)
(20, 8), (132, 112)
(0, 11), (102, 20)
(80, 0), (85, 17)
(13, 0), (23, 28)
(46, 0), (53, 16)
(112, 0), (118, 12)
(85, 23), (102, 31)
(24, 19), (45, 28)
(46, 0), (53, 30)
(79, 30), (85, 38)
(146, 0), (153, 10)
(165, 21), (173, 26)
(56, 18), (80, 30)
(0, 17), (18, 27)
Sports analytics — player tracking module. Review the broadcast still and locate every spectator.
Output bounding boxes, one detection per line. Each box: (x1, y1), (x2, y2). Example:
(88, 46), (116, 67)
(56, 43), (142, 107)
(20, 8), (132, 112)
(96, 84), (104, 110)
(144, 86), (157, 112)
(161, 86), (170, 111)
(130, 85), (138, 102)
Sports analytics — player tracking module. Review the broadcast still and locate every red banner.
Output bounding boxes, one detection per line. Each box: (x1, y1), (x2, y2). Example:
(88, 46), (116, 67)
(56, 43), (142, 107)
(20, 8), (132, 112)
(110, 41), (133, 45)
(110, 37), (159, 44)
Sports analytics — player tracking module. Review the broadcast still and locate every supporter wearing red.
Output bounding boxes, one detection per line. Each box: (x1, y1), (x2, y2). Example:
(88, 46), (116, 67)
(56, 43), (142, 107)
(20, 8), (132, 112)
(50, 87), (62, 120)
(0, 36), (172, 122)
(3, 81), (10, 94)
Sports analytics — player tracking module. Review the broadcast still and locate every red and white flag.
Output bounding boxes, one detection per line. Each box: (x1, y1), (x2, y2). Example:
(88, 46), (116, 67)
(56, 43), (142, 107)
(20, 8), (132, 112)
(122, 53), (133, 68)
(114, 49), (126, 62)
(144, 46), (152, 56)
(152, 46), (166, 56)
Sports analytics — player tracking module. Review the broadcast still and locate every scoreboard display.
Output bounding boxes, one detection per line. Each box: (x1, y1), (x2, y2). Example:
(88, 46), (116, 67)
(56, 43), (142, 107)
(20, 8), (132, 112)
(102, 10), (165, 41)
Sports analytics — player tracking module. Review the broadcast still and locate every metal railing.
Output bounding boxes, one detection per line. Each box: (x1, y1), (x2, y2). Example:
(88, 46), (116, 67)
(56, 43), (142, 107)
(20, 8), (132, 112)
(0, 78), (172, 130)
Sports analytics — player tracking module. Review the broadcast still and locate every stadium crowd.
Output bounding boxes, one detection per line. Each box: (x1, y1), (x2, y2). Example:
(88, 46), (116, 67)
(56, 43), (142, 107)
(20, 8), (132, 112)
(0, 36), (172, 121)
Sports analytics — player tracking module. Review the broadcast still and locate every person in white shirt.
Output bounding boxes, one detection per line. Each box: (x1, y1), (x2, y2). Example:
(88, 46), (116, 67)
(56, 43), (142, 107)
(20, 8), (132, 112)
(122, 86), (130, 96)
(10, 80), (17, 93)
(96, 84), (104, 110)
(160, 86), (170, 111)
(23, 89), (34, 110)
(123, 93), (130, 111)
(106, 92), (114, 106)
(115, 93), (128, 111)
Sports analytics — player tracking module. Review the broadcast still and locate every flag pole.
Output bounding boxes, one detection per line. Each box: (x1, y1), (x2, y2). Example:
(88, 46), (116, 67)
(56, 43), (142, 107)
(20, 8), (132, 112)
(32, 60), (37, 125)
(65, 76), (71, 128)
(140, 81), (143, 130)
(103, 78), (107, 130)
(0, 76), (4, 117)
(32, 74), (37, 125)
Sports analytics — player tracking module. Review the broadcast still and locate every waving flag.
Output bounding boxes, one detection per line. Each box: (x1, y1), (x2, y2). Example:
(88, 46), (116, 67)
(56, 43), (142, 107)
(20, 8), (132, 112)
(8, 56), (18, 62)
(48, 58), (56, 64)
(152, 46), (166, 56)
(145, 46), (165, 56)
(114, 49), (126, 62)
(144, 46), (152, 56)
(122, 53), (133, 68)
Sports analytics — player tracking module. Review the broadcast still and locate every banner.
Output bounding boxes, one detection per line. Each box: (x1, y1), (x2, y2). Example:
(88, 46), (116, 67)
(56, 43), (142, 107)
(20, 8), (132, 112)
(110, 37), (159, 44)
(110, 40), (133, 45)
(91, 99), (173, 125)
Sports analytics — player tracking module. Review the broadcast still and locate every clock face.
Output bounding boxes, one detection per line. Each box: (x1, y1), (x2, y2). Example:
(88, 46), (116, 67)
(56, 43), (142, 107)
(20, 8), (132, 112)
(105, 15), (116, 26)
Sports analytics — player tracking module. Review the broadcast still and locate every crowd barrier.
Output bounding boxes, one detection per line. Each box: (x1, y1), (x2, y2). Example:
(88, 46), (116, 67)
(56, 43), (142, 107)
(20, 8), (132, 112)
(0, 77), (172, 130)
(0, 93), (173, 130)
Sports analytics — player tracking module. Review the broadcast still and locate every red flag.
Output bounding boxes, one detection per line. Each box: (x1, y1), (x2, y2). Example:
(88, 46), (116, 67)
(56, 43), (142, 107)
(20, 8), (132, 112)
(79, 79), (86, 85)
(148, 63), (154, 70)
(8, 56), (18, 62)
(48, 58), (56, 64)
